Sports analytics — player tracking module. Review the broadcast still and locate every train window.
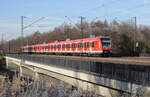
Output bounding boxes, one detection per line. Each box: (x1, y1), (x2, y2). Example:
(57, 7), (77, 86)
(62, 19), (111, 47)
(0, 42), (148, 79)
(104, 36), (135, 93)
(87, 42), (89, 48)
(78, 43), (80, 48)
(45, 46), (47, 50)
(69, 44), (70, 48)
(92, 42), (94, 47)
(90, 42), (92, 47)
(46, 46), (47, 49)
(74, 44), (76, 48)
(84, 43), (86, 48)
(66, 44), (69, 48)
(68, 44), (70, 48)
(76, 43), (78, 48)
(82, 43), (84, 48)
(62, 44), (65, 48)
(80, 43), (82, 48)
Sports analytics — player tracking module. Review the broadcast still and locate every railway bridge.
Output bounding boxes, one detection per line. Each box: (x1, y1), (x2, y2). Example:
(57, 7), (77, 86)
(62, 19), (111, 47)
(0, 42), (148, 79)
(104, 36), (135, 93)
(5, 54), (150, 97)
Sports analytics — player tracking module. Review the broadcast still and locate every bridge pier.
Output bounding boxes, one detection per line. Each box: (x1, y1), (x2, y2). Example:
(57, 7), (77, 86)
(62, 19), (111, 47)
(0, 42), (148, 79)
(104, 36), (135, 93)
(33, 67), (39, 80)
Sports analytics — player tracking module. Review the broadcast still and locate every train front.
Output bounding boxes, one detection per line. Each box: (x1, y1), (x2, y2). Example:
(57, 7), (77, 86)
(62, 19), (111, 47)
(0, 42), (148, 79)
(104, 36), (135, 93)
(100, 36), (112, 56)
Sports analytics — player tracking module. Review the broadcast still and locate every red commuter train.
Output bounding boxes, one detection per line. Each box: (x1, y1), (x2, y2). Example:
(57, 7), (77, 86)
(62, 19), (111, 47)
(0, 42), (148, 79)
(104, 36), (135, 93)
(21, 36), (112, 56)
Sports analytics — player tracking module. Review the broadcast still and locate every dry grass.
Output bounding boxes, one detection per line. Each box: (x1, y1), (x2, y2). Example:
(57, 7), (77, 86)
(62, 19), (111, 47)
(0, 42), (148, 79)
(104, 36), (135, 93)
(1, 73), (150, 97)
(0, 74), (100, 97)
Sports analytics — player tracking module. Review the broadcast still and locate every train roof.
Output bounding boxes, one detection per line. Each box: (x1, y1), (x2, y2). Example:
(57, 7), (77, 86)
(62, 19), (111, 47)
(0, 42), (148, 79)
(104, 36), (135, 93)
(22, 36), (110, 47)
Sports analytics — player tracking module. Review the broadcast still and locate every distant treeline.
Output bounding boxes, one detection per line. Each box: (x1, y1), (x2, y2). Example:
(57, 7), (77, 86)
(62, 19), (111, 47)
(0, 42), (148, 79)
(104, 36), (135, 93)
(1, 19), (150, 55)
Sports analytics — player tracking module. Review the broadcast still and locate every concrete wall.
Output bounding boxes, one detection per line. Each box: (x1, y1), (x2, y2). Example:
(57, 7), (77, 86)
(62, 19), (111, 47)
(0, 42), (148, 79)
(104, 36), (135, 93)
(5, 56), (150, 97)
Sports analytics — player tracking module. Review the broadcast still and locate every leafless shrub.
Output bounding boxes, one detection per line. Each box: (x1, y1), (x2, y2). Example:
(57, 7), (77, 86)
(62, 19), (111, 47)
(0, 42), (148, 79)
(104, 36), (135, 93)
(0, 75), (101, 97)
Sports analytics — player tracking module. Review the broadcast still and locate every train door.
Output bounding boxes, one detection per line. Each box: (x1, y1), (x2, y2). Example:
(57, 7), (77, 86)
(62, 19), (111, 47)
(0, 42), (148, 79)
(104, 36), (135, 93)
(92, 40), (99, 52)
(48, 45), (50, 52)
(38, 45), (40, 52)
(62, 44), (65, 52)
(87, 41), (90, 53)
(76, 42), (78, 52)
(71, 43), (73, 52)
(66, 44), (69, 52)
(84, 42), (87, 52)
(28, 46), (32, 53)
(72, 43), (74, 52)
(77, 42), (81, 53)
(58, 44), (60, 52)
(54, 45), (56, 52)
(91, 41), (95, 52)
(89, 41), (92, 53)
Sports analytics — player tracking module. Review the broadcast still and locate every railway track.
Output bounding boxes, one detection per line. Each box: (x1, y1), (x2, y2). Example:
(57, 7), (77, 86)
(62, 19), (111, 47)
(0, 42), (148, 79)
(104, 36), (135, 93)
(22, 54), (150, 66)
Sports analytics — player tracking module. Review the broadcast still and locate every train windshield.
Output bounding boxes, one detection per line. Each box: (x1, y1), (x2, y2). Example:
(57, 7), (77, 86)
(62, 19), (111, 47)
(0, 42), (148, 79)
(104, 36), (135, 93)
(101, 37), (111, 48)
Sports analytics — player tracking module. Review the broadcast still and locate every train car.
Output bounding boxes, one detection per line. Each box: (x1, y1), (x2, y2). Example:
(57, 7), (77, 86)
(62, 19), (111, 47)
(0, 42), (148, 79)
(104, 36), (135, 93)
(21, 36), (112, 56)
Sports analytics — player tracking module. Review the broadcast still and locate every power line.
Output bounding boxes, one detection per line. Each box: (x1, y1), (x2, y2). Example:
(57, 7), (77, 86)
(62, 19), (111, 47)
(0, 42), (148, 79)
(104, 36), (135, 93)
(110, 2), (150, 17)
(65, 16), (76, 25)
(78, 0), (121, 15)
(23, 17), (45, 30)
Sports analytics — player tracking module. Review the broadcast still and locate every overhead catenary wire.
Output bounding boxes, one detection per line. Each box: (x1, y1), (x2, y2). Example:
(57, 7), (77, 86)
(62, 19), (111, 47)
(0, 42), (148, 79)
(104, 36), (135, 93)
(76, 0), (150, 23)
(108, 2), (150, 18)
(78, 0), (121, 16)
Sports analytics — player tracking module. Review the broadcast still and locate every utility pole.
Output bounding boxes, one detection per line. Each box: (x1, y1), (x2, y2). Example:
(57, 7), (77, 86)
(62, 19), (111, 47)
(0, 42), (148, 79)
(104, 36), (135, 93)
(132, 17), (137, 56)
(80, 16), (85, 39)
(21, 16), (24, 48)
(1, 33), (4, 52)
(21, 16), (45, 48)
(80, 16), (85, 55)
(65, 16), (76, 39)
(21, 16), (24, 39)
(8, 41), (10, 53)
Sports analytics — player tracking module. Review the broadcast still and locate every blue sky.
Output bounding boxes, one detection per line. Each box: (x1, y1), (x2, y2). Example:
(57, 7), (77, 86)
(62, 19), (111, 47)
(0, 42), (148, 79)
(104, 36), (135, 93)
(0, 0), (150, 41)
